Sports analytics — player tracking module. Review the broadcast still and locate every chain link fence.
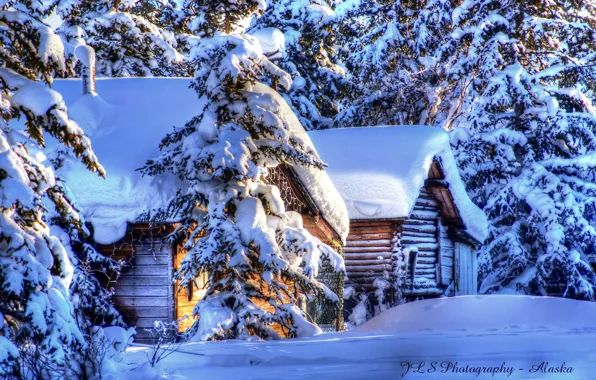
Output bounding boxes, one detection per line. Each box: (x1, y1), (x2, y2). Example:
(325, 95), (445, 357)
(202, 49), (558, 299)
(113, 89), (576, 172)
(305, 262), (345, 332)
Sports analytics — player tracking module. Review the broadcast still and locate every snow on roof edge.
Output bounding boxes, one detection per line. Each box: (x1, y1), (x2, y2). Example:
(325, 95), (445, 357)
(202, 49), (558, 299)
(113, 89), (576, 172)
(433, 143), (488, 243)
(51, 78), (349, 244)
(308, 126), (488, 243)
(245, 83), (350, 243)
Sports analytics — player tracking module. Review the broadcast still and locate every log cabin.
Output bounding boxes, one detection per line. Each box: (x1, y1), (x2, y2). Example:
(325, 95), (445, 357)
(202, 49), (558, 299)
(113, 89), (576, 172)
(309, 126), (489, 306)
(50, 76), (350, 342)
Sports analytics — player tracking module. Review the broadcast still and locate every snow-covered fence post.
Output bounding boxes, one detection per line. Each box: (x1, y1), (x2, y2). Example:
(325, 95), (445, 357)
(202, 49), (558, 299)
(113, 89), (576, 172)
(75, 45), (96, 95)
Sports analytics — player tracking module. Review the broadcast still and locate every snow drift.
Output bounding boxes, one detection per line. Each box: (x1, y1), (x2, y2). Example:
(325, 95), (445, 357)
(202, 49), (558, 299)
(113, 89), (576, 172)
(352, 294), (596, 334)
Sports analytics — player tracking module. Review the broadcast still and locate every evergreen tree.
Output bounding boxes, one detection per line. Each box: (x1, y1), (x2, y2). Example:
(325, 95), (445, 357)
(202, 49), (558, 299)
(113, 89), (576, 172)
(249, 0), (352, 130)
(57, 0), (191, 77)
(178, 0), (265, 36)
(47, 148), (126, 378)
(142, 1), (344, 340)
(332, 0), (452, 128)
(447, 0), (596, 299)
(0, 1), (107, 376)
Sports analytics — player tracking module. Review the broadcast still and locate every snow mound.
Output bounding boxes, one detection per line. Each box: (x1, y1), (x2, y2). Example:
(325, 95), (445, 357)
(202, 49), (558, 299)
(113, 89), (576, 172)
(308, 125), (488, 242)
(51, 78), (199, 244)
(352, 295), (596, 334)
(250, 27), (285, 56)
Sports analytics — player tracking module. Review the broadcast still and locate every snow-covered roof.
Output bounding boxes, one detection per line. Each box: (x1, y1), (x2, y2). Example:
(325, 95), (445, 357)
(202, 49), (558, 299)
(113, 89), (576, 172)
(308, 125), (488, 242)
(49, 78), (349, 244)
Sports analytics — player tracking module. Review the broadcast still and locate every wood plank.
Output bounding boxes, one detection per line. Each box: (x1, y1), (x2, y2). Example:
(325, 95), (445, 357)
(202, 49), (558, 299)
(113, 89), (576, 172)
(348, 226), (394, 234)
(402, 219), (436, 226)
(416, 257), (437, 264)
(441, 255), (454, 267)
(401, 236), (437, 244)
(415, 273), (436, 279)
(344, 259), (393, 266)
(344, 246), (391, 253)
(120, 265), (170, 276)
(346, 264), (392, 272)
(350, 221), (395, 228)
(346, 233), (394, 241)
(436, 219), (443, 286)
(346, 272), (388, 278)
(120, 307), (171, 319)
(408, 211), (439, 220)
(133, 245), (174, 255)
(113, 296), (170, 308)
(114, 285), (169, 297)
(403, 243), (438, 251)
(401, 230), (435, 238)
(116, 276), (171, 286)
(345, 240), (393, 248)
(415, 263), (436, 270)
(415, 198), (440, 207)
(344, 252), (392, 259)
(115, 254), (171, 266)
(440, 238), (454, 248)
(401, 224), (437, 233)
(414, 269), (436, 276)
(441, 265), (453, 282)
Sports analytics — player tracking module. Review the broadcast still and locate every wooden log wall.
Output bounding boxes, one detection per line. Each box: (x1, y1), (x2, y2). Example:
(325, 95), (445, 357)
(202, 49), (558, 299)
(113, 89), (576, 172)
(96, 224), (175, 343)
(344, 220), (397, 292)
(344, 188), (459, 299)
(401, 188), (443, 296)
(438, 222), (454, 287)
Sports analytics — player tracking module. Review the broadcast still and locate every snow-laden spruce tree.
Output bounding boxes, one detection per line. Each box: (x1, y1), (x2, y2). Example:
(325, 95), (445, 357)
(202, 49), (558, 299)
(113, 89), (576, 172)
(447, 0), (596, 299)
(248, 0), (352, 130)
(142, 2), (344, 340)
(47, 147), (127, 378)
(332, 0), (453, 128)
(57, 0), (190, 77)
(0, 1), (108, 377)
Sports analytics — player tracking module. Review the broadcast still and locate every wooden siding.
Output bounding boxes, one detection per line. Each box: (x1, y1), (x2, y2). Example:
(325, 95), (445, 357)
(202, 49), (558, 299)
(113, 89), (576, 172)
(97, 224), (175, 343)
(174, 246), (208, 332)
(344, 220), (397, 292)
(437, 221), (454, 287)
(402, 188), (443, 296)
(344, 184), (465, 298)
(454, 242), (478, 295)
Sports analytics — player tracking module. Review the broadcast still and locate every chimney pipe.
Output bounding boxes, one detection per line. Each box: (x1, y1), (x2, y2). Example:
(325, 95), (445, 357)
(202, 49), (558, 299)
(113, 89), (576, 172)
(75, 45), (96, 95)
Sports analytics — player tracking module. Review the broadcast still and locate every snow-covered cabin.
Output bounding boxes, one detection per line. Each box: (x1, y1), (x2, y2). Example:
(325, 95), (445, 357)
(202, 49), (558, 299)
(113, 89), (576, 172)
(49, 77), (349, 342)
(309, 126), (488, 302)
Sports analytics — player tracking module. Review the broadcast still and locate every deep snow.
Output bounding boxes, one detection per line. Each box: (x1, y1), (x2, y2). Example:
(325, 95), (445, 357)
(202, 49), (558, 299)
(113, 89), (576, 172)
(112, 295), (596, 379)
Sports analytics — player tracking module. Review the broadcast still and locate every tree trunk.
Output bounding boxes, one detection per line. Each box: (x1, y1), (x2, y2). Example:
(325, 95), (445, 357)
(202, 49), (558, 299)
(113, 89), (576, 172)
(225, 13), (231, 34)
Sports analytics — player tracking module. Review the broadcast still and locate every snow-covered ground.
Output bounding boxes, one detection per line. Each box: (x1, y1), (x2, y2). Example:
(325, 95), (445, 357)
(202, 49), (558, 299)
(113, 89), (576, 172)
(113, 296), (596, 379)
